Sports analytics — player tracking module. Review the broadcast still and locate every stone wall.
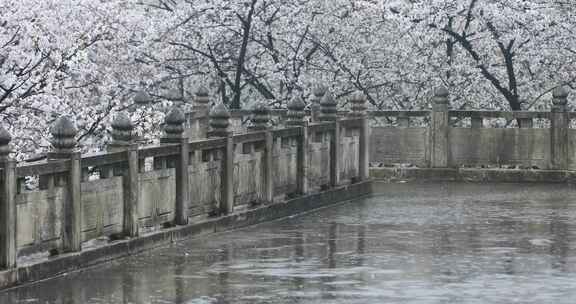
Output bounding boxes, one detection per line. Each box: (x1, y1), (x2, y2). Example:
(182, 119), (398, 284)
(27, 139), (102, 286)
(370, 87), (575, 170)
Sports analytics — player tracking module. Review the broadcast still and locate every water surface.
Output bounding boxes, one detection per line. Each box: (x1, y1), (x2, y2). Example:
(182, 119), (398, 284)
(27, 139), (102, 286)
(3, 182), (576, 303)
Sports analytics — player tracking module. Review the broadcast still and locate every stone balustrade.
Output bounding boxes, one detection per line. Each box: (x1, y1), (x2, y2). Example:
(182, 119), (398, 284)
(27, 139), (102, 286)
(0, 89), (370, 279)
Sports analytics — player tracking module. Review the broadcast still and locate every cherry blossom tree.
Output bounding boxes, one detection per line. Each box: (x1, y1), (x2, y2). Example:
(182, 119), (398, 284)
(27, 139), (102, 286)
(2, 0), (576, 156)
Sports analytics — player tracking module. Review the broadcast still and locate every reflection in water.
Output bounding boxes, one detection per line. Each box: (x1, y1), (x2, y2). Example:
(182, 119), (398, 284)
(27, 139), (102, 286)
(3, 183), (576, 303)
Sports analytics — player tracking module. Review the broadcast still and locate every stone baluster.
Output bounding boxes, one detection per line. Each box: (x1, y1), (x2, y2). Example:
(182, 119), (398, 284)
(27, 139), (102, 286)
(49, 116), (82, 252)
(430, 87), (450, 168)
(192, 86), (211, 139)
(318, 92), (340, 186)
(0, 127), (11, 162)
(208, 103), (231, 138)
(286, 96), (307, 126)
(247, 102), (274, 202)
(48, 116), (78, 160)
(349, 91), (367, 118)
(552, 86), (569, 112)
(349, 91), (370, 181)
(104, 111), (142, 237)
(551, 86), (569, 170)
(208, 103), (233, 214)
(248, 102), (271, 131)
(161, 106), (186, 144)
(107, 113), (140, 236)
(286, 96), (310, 195)
(108, 113), (135, 152)
(160, 106), (189, 225)
(311, 85), (327, 122)
(195, 86), (211, 114)
(320, 92), (338, 122)
(0, 126), (16, 269)
(102, 113), (135, 179)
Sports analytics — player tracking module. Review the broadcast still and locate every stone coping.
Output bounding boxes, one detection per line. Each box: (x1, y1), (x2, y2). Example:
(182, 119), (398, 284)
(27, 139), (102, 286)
(371, 167), (576, 183)
(0, 181), (371, 291)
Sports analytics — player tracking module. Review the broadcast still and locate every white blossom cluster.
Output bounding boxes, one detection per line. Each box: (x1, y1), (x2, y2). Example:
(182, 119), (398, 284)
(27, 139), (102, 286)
(1, 0), (575, 157)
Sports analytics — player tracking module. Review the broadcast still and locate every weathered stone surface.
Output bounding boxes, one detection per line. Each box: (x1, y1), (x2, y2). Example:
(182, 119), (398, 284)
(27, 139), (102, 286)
(49, 116), (78, 156)
(449, 128), (550, 169)
(310, 84), (327, 122)
(552, 86), (569, 112)
(110, 113), (134, 148)
(248, 102), (271, 131)
(430, 87), (450, 167)
(433, 87), (449, 105)
(0, 126), (11, 161)
(138, 169), (176, 229)
(188, 152), (222, 218)
(208, 103), (231, 137)
(194, 86), (211, 112)
(371, 168), (575, 184)
(81, 177), (124, 240)
(286, 96), (306, 126)
(319, 92), (338, 122)
(161, 106), (186, 143)
(16, 188), (65, 251)
(349, 91), (367, 117)
(370, 128), (429, 167)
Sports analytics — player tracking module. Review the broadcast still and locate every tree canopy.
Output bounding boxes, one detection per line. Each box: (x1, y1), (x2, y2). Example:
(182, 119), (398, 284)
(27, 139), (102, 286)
(1, 0), (575, 157)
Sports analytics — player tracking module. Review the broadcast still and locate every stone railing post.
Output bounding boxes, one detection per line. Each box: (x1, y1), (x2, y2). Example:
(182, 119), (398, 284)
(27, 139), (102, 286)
(125, 144), (140, 237)
(48, 116), (82, 253)
(350, 91), (370, 181)
(320, 92), (341, 187)
(286, 96), (307, 126)
(108, 113), (139, 237)
(429, 87), (450, 168)
(208, 103), (231, 138)
(208, 104), (234, 215)
(161, 107), (189, 225)
(320, 92), (338, 122)
(192, 86), (211, 139)
(311, 85), (327, 122)
(109, 113), (134, 152)
(248, 102), (271, 131)
(249, 102), (274, 203)
(287, 97), (309, 195)
(550, 86), (569, 170)
(349, 91), (367, 119)
(0, 127), (17, 269)
(195, 86), (211, 114)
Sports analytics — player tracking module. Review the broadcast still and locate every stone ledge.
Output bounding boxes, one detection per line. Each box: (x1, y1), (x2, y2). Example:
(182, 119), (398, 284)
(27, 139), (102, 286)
(0, 181), (372, 291)
(371, 167), (576, 183)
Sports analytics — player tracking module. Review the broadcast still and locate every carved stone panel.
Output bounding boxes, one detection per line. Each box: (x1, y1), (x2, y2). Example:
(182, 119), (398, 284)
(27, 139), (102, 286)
(139, 168), (176, 228)
(188, 151), (222, 218)
(450, 128), (550, 168)
(370, 128), (428, 166)
(567, 129), (576, 170)
(81, 177), (124, 241)
(308, 132), (331, 191)
(340, 128), (360, 181)
(234, 148), (263, 207)
(16, 187), (66, 251)
(273, 137), (297, 196)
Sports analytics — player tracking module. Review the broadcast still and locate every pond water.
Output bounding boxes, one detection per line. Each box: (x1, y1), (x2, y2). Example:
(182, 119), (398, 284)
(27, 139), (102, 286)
(3, 182), (576, 304)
